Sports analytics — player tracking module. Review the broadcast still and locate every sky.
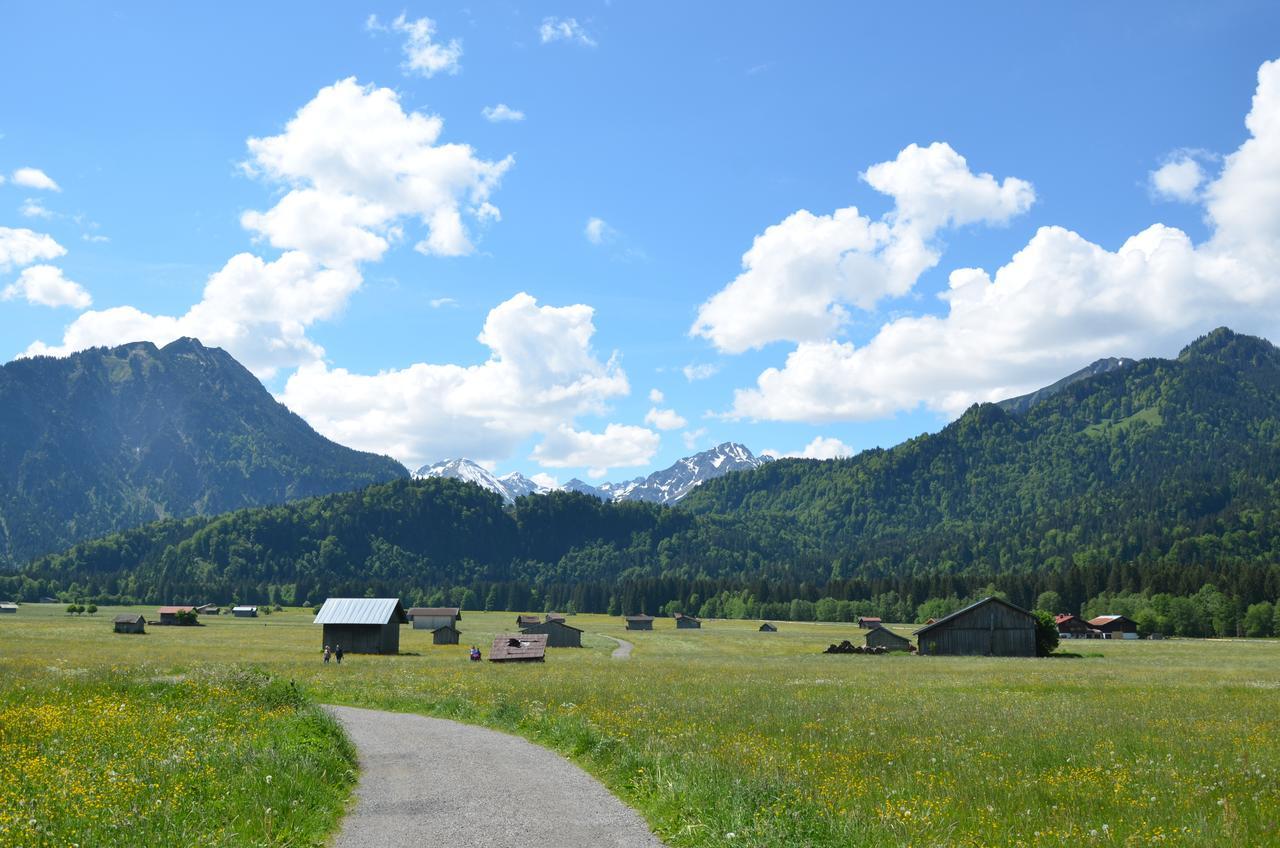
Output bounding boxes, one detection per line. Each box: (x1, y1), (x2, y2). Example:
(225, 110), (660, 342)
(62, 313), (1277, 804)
(4, 2), (1280, 483)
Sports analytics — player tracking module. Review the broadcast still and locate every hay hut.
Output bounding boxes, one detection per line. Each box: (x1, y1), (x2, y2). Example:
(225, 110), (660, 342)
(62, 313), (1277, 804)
(865, 626), (912, 652)
(489, 633), (548, 663)
(430, 624), (461, 645)
(674, 612), (702, 629)
(913, 597), (1035, 657)
(113, 613), (146, 634)
(313, 598), (408, 655)
(759, 622), (777, 632)
(624, 614), (654, 631)
(409, 607), (462, 631)
(520, 618), (583, 647)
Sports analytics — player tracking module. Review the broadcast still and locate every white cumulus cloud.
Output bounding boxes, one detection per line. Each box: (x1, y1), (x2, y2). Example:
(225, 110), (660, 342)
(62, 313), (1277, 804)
(369, 13), (463, 77)
(482, 104), (525, 123)
(0, 226), (66, 271)
(727, 58), (1280, 424)
(584, 216), (614, 245)
(692, 142), (1034, 353)
(644, 407), (687, 430)
(1150, 153), (1208, 202)
(20, 198), (54, 219)
(2, 264), (91, 309)
(682, 362), (720, 381)
(648, 388), (664, 403)
(763, 436), (854, 460)
(11, 168), (60, 192)
(539, 17), (596, 47)
(531, 423), (659, 478)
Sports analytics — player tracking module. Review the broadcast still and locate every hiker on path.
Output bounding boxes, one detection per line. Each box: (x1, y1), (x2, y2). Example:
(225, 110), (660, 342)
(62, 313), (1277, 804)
(335, 644), (344, 664)
(323, 645), (331, 664)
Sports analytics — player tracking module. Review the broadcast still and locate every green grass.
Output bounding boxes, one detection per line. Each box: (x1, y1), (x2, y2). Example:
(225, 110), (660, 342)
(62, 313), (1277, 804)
(3, 605), (1279, 846)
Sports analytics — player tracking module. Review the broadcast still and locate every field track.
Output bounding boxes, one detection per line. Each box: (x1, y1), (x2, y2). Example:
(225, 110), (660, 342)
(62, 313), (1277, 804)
(601, 634), (634, 659)
(325, 705), (666, 848)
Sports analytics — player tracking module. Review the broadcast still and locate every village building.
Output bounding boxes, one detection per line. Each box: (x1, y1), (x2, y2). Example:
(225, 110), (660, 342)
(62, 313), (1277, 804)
(674, 612), (702, 629)
(913, 597), (1037, 657)
(516, 614), (542, 628)
(0, 602), (17, 614)
(113, 613), (146, 634)
(430, 624), (461, 645)
(857, 616), (883, 629)
(865, 626), (913, 652)
(409, 607), (462, 631)
(1055, 613), (1093, 639)
(232, 605), (258, 618)
(759, 622), (777, 632)
(520, 618), (583, 648)
(313, 598), (408, 655)
(1088, 614), (1139, 639)
(624, 614), (655, 631)
(489, 633), (548, 663)
(157, 606), (197, 625)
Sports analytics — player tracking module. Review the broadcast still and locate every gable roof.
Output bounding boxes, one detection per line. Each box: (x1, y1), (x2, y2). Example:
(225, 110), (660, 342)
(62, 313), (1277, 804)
(521, 619), (584, 634)
(624, 614), (655, 621)
(673, 612), (701, 622)
(313, 598), (408, 625)
(408, 607), (461, 619)
(114, 613), (145, 624)
(867, 627), (912, 644)
(913, 596), (1033, 636)
(430, 623), (461, 634)
(157, 606), (194, 615)
(232, 605), (257, 612)
(1087, 614), (1137, 627)
(490, 633), (548, 661)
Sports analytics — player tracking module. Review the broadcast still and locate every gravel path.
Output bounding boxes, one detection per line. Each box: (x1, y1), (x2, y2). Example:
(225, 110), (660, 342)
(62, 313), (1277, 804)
(325, 705), (665, 848)
(600, 634), (634, 659)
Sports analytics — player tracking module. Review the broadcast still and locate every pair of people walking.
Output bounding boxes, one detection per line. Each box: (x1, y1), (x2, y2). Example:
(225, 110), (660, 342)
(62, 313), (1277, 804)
(323, 644), (344, 664)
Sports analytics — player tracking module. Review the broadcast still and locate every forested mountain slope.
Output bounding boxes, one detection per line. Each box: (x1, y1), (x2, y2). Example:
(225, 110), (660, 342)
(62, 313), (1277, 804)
(0, 338), (407, 568)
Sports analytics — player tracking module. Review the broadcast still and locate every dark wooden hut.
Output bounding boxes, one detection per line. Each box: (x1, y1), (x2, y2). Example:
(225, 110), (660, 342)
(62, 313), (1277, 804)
(516, 614), (542, 627)
(858, 616), (882, 629)
(759, 622), (777, 632)
(674, 612), (702, 629)
(0, 602), (17, 614)
(624, 614), (654, 631)
(489, 633), (548, 663)
(865, 626), (912, 652)
(410, 607), (462, 631)
(431, 624), (461, 645)
(520, 618), (583, 647)
(545, 612), (567, 623)
(1087, 615), (1139, 639)
(113, 613), (146, 634)
(232, 605), (258, 618)
(195, 603), (220, 615)
(313, 598), (408, 655)
(157, 606), (196, 625)
(913, 597), (1036, 657)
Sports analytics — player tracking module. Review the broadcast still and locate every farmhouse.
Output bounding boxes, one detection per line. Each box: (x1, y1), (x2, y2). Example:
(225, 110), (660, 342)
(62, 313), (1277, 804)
(865, 626), (913, 652)
(409, 607), (462, 631)
(674, 612), (702, 629)
(490, 633), (548, 663)
(516, 614), (542, 627)
(232, 606), (258, 618)
(1089, 614), (1139, 639)
(759, 622), (777, 632)
(157, 606), (197, 625)
(430, 624), (461, 645)
(313, 598), (408, 655)
(913, 596), (1036, 657)
(625, 614), (655, 631)
(858, 616), (882, 629)
(113, 613), (146, 634)
(520, 618), (583, 647)
(1055, 613), (1093, 639)
(0, 602), (17, 614)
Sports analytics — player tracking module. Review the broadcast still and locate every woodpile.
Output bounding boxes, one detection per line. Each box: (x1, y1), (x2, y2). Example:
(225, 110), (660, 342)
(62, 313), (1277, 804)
(823, 641), (888, 654)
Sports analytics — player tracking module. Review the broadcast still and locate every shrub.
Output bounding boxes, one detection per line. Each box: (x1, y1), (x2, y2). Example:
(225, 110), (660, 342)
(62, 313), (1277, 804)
(1033, 609), (1060, 656)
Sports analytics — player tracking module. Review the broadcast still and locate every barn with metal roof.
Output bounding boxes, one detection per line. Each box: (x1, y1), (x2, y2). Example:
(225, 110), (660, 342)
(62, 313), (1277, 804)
(313, 598), (408, 655)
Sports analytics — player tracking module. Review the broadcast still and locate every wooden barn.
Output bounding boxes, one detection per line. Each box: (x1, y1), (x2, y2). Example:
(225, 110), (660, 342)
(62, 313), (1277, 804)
(1055, 613), (1092, 639)
(157, 606), (196, 625)
(490, 633), (548, 663)
(545, 612), (567, 623)
(674, 612), (702, 629)
(313, 598), (408, 655)
(857, 616), (882, 629)
(759, 622), (777, 632)
(520, 618), (583, 647)
(624, 614), (654, 631)
(409, 607), (462, 631)
(1088, 614), (1139, 639)
(516, 614), (542, 628)
(0, 602), (17, 614)
(865, 626), (912, 652)
(113, 613), (146, 634)
(195, 603), (220, 615)
(913, 597), (1036, 657)
(232, 605), (258, 618)
(430, 624), (461, 645)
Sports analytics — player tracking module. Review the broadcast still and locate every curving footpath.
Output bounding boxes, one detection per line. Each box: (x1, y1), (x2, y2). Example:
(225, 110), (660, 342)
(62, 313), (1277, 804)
(325, 705), (665, 848)
(600, 634), (634, 659)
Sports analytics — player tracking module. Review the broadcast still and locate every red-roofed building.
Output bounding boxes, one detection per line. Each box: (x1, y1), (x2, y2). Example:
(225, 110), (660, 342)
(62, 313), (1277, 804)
(1055, 613), (1092, 639)
(858, 616), (882, 629)
(1088, 614), (1139, 639)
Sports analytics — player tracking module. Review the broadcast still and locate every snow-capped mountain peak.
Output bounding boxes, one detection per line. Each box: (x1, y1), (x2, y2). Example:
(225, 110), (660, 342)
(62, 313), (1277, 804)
(414, 459), (552, 505)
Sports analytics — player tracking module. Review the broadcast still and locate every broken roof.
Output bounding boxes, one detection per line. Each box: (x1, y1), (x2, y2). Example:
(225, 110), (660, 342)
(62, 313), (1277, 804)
(489, 633), (548, 662)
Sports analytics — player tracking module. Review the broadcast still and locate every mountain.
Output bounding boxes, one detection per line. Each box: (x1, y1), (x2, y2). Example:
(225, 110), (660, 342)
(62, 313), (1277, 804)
(997, 357), (1136, 414)
(16, 328), (1280, 617)
(413, 458), (552, 505)
(562, 478), (607, 499)
(0, 338), (407, 569)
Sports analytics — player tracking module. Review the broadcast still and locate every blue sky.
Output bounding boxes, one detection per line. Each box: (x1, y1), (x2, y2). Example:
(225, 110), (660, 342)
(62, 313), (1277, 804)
(4, 2), (1280, 481)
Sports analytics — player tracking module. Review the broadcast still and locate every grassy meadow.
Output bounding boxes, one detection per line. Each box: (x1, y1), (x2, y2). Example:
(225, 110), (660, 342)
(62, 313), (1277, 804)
(2, 605), (1278, 847)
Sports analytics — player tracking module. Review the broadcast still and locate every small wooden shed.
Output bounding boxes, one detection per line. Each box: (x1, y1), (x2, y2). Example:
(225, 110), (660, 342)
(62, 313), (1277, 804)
(232, 605), (258, 618)
(410, 607), (462, 631)
(1088, 614), (1139, 639)
(674, 612), (702, 629)
(313, 598), (408, 655)
(157, 606), (196, 625)
(0, 602), (17, 614)
(857, 616), (882, 629)
(545, 612), (567, 623)
(113, 613), (146, 634)
(195, 603), (220, 615)
(865, 626), (912, 652)
(489, 633), (548, 663)
(913, 597), (1036, 657)
(431, 624), (461, 645)
(516, 614), (542, 628)
(520, 618), (583, 647)
(624, 614), (654, 631)
(759, 622), (777, 632)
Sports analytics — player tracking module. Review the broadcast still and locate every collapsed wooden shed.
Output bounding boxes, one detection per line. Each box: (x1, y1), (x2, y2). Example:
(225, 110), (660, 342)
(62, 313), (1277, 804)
(624, 614), (654, 631)
(113, 613), (146, 634)
(520, 618), (583, 647)
(489, 633), (548, 663)
(913, 597), (1036, 657)
(865, 626), (912, 652)
(313, 598), (408, 655)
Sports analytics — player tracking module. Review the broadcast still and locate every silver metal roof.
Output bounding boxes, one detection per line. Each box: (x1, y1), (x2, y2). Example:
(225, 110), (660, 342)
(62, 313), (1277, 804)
(313, 598), (408, 625)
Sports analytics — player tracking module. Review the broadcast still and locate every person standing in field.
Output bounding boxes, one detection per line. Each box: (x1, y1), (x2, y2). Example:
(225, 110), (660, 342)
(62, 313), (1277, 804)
(335, 644), (344, 664)
(323, 645), (331, 664)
